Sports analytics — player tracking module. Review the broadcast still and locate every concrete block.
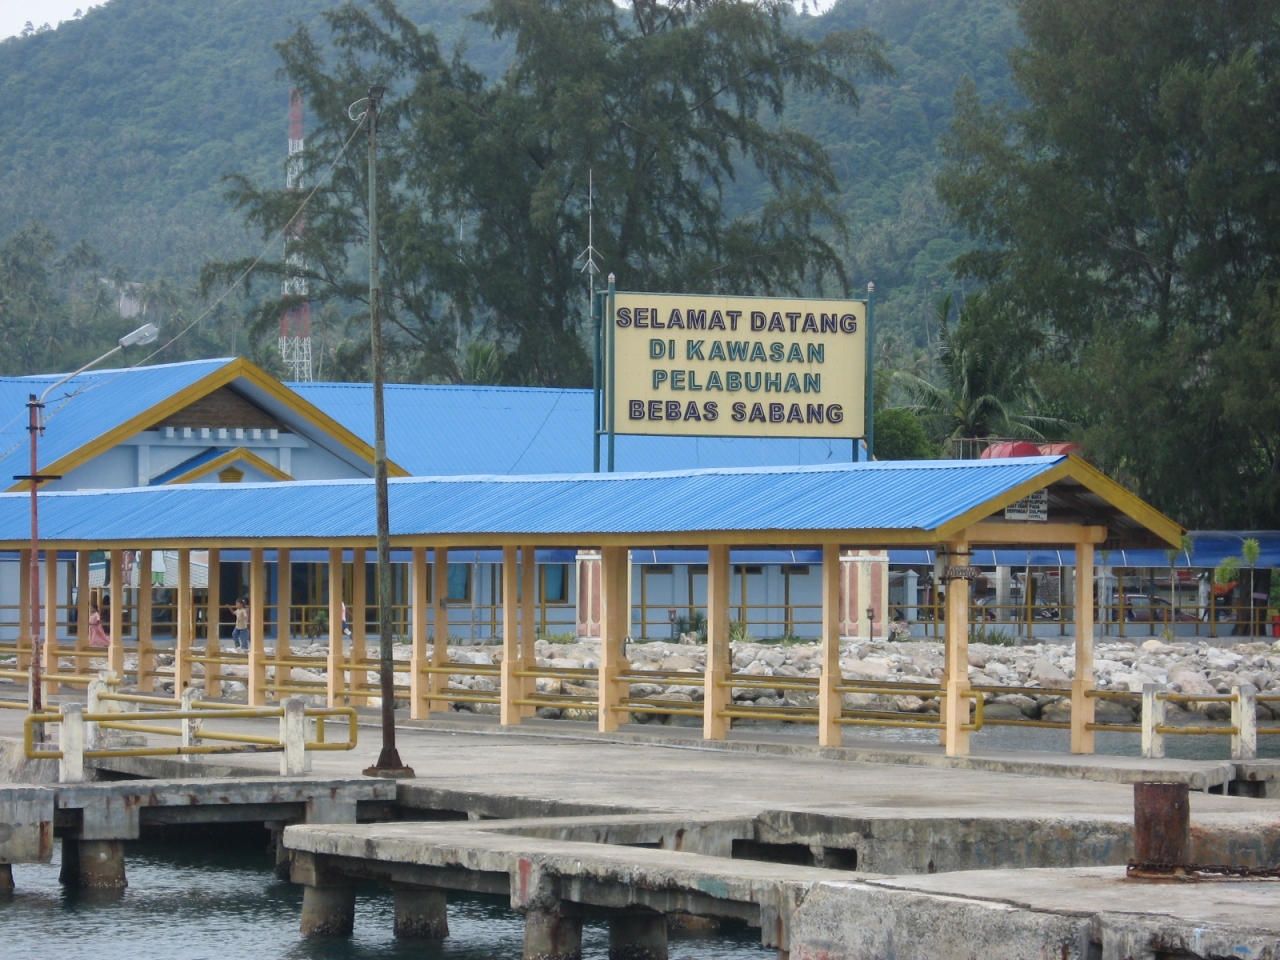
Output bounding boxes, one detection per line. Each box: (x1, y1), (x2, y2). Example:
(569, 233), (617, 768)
(0, 786), (54, 864)
(524, 905), (582, 960)
(300, 882), (356, 937)
(393, 884), (449, 939)
(788, 881), (1094, 960)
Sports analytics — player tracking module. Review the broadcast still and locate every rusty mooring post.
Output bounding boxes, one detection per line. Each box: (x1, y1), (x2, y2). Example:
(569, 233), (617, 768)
(1132, 781), (1190, 871)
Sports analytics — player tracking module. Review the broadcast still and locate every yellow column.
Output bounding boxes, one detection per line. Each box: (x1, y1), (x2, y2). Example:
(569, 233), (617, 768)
(703, 544), (731, 740)
(429, 547), (450, 711)
(499, 545), (521, 725)
(136, 551), (154, 692)
(1071, 539), (1096, 754)
(18, 549), (31, 669)
(519, 545), (537, 718)
(942, 540), (972, 757)
(175, 550), (192, 695)
(598, 545), (631, 732)
(326, 548), (345, 707)
(248, 547), (267, 705)
(75, 550), (90, 659)
(276, 548), (291, 694)
(108, 550), (124, 678)
(818, 543), (842, 747)
(409, 547), (429, 719)
(42, 552), (58, 698)
(350, 548), (368, 704)
(205, 548), (222, 699)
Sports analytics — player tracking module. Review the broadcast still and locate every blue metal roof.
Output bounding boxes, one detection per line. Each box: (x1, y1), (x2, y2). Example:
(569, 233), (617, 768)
(289, 382), (864, 475)
(0, 457), (1065, 544)
(0, 358), (232, 478)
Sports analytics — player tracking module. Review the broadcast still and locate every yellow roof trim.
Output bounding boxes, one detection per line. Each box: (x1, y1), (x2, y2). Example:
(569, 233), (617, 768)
(166, 447), (292, 484)
(6, 358), (408, 492)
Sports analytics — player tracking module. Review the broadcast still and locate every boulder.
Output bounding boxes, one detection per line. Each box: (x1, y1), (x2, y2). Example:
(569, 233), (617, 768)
(982, 701), (1028, 721)
(661, 655), (699, 671)
(1031, 658), (1070, 685)
(993, 693), (1038, 718)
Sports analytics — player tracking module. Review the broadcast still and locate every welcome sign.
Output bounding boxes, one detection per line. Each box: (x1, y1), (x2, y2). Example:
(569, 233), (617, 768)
(609, 292), (867, 439)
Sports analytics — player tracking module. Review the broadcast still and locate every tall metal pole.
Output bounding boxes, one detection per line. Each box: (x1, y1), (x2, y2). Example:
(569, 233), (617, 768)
(864, 280), (876, 461)
(363, 85), (413, 778)
(27, 395), (43, 718)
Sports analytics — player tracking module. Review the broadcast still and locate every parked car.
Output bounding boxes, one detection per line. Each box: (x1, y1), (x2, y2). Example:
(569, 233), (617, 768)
(1121, 594), (1198, 623)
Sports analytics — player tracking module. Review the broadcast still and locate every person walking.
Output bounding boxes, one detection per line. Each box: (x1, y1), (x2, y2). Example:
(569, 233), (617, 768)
(228, 598), (250, 651)
(88, 602), (110, 648)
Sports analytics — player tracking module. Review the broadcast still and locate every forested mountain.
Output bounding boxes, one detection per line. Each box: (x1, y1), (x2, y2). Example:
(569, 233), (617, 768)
(0, 0), (1018, 371)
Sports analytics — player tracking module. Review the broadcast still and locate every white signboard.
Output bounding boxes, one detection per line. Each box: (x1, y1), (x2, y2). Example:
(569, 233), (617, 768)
(1004, 488), (1048, 522)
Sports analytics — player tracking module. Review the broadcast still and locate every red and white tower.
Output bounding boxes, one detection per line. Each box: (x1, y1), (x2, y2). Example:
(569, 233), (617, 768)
(279, 87), (313, 380)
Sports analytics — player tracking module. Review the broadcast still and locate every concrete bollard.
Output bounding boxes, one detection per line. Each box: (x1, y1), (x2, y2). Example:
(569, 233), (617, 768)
(180, 686), (202, 762)
(393, 883), (449, 939)
(59, 702), (86, 784)
(280, 697), (311, 776)
(609, 912), (668, 960)
(86, 676), (107, 751)
(300, 883), (357, 936)
(1140, 683), (1165, 759)
(1133, 782), (1189, 868)
(77, 839), (127, 888)
(524, 905), (583, 960)
(1232, 685), (1258, 761)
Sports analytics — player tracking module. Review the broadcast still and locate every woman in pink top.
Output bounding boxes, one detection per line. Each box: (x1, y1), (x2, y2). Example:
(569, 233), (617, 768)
(88, 602), (110, 647)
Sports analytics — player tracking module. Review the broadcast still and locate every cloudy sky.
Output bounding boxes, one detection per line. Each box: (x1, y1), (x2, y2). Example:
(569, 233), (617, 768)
(1, 1), (105, 39)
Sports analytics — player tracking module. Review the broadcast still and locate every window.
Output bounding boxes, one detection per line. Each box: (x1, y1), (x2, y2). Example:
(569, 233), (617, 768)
(542, 564), (568, 603)
(446, 563), (470, 602)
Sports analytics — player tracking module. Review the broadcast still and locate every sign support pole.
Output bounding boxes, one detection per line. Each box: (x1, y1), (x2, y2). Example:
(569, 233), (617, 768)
(606, 274), (617, 473)
(592, 290), (602, 473)
(863, 281), (876, 461)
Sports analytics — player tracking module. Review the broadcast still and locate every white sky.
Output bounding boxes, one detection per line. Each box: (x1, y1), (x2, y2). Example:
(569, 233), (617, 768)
(2, 1), (107, 39)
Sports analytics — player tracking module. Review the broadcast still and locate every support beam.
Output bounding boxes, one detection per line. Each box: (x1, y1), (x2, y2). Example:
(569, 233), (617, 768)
(409, 547), (428, 720)
(42, 551), (58, 699)
(248, 547), (267, 705)
(598, 545), (630, 732)
(300, 883), (356, 937)
(393, 883), (448, 939)
(703, 543), (731, 740)
(818, 543), (842, 747)
(429, 547), (450, 712)
(205, 548), (222, 699)
(350, 548), (367, 705)
(524, 905), (582, 960)
(1071, 538), (1096, 754)
(75, 550), (90, 656)
(967, 522), (1109, 546)
(609, 912), (667, 960)
(520, 544), (537, 718)
(175, 550), (192, 694)
(276, 548), (292, 685)
(500, 545), (522, 725)
(17, 549), (30, 669)
(108, 550), (124, 678)
(942, 538), (972, 757)
(136, 551), (154, 692)
(327, 548), (344, 707)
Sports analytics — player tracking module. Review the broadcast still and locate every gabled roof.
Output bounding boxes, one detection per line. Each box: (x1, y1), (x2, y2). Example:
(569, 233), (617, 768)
(290, 382), (860, 475)
(0, 456), (1182, 550)
(0, 358), (406, 490)
(151, 447), (292, 485)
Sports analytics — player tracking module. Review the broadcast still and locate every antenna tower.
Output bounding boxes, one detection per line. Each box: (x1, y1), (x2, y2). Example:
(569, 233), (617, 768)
(279, 87), (313, 380)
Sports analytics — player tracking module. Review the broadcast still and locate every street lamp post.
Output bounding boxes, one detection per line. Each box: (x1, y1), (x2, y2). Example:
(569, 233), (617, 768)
(16, 323), (159, 721)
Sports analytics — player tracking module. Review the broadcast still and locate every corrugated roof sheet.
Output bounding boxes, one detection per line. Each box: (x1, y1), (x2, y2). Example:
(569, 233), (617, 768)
(0, 358), (232, 477)
(289, 382), (863, 475)
(0, 457), (1064, 544)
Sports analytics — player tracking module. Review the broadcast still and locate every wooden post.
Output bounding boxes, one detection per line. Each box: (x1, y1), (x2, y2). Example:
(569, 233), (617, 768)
(1071, 539), (1096, 754)
(136, 551), (154, 692)
(430, 547), (450, 712)
(205, 548), (222, 699)
(519, 545), (537, 718)
(703, 543), (731, 740)
(42, 552), (58, 699)
(327, 548), (345, 707)
(248, 547), (267, 705)
(409, 547), (428, 719)
(350, 548), (368, 705)
(75, 550), (90, 658)
(598, 545), (630, 732)
(818, 543), (842, 747)
(500, 545), (521, 725)
(942, 539), (972, 757)
(17, 549), (31, 669)
(276, 548), (291, 684)
(175, 550), (192, 695)
(108, 550), (124, 678)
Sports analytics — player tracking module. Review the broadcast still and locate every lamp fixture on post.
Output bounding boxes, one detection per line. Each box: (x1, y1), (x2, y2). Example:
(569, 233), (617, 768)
(17, 322), (159, 723)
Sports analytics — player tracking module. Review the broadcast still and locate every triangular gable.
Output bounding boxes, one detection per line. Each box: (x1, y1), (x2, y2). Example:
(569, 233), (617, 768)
(152, 447), (292, 485)
(936, 455), (1182, 550)
(6, 358), (408, 491)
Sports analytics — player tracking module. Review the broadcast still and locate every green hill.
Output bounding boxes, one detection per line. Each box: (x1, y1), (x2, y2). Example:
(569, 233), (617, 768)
(0, 0), (1019, 364)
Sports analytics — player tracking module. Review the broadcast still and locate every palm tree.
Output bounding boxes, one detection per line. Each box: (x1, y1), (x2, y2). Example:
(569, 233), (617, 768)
(894, 294), (1064, 455)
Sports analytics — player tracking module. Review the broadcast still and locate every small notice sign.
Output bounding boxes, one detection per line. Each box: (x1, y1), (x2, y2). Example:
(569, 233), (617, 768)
(1004, 489), (1048, 522)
